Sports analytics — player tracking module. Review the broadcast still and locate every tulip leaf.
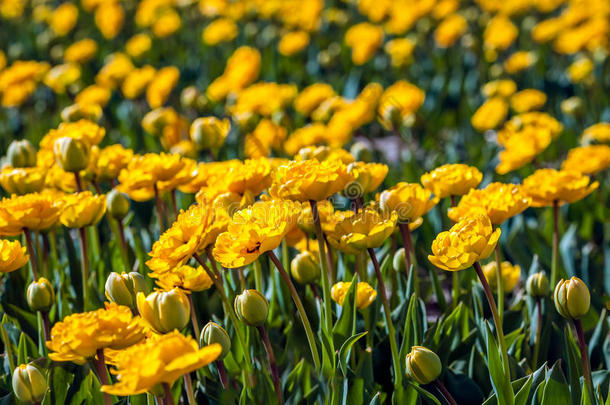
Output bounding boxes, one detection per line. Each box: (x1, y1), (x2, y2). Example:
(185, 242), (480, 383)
(541, 360), (570, 405)
(17, 332), (38, 365)
(561, 323), (583, 405)
(332, 274), (358, 348)
(405, 382), (441, 405)
(485, 322), (512, 405)
(338, 331), (367, 377)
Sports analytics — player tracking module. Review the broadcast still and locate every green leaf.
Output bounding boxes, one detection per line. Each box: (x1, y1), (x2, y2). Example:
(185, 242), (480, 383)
(332, 274), (358, 348)
(514, 375), (533, 405)
(485, 322), (511, 405)
(541, 360), (570, 405)
(51, 365), (75, 405)
(17, 332), (38, 365)
(406, 382), (441, 405)
(338, 332), (367, 377)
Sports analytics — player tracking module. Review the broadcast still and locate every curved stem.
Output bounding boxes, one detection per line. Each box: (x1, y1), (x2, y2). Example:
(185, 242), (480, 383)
(495, 245), (504, 323)
(216, 360), (228, 389)
(93, 349), (112, 405)
(268, 251), (320, 370)
(162, 383), (175, 405)
(532, 298), (542, 369)
(257, 325), (283, 404)
(551, 200), (560, 287)
(434, 379), (458, 405)
(74, 171), (83, 192)
(367, 248), (402, 387)
(398, 223), (413, 274)
(78, 227), (89, 311)
(41, 311), (50, 344)
(574, 319), (595, 403)
(186, 293), (200, 339)
(309, 200), (333, 335)
(474, 262), (511, 395)
(24, 228), (39, 280)
(183, 373), (195, 405)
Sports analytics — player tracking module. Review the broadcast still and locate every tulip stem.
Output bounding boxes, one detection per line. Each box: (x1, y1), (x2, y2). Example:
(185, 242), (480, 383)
(434, 379), (458, 405)
(551, 200), (560, 287)
(216, 360), (228, 389)
(193, 254), (254, 379)
(268, 251), (321, 371)
(24, 228), (39, 280)
(495, 245), (504, 323)
(77, 227), (90, 311)
(367, 248), (402, 388)
(41, 311), (50, 344)
(162, 383), (175, 405)
(399, 222), (418, 296)
(93, 349), (112, 405)
(183, 373), (195, 405)
(154, 183), (165, 233)
(473, 262), (511, 396)
(532, 298), (542, 369)
(257, 325), (283, 404)
(449, 196), (458, 309)
(74, 171), (83, 192)
(309, 200), (333, 335)
(117, 218), (130, 269)
(573, 319), (595, 403)
(186, 293), (200, 338)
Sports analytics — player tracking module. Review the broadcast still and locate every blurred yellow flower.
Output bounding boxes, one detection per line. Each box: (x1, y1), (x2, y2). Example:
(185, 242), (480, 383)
(331, 281), (377, 309)
(93, 144), (134, 182)
(95, 2), (124, 39)
(294, 83), (335, 117)
(64, 39), (98, 64)
(152, 265), (213, 292)
(49, 3), (78, 36)
(206, 46), (261, 101)
(344, 162), (388, 197)
(278, 31), (310, 56)
(122, 65), (156, 99)
(61, 103), (103, 123)
(510, 89), (547, 113)
(471, 97), (508, 131)
(345, 22), (384, 65)
(213, 200), (301, 268)
(482, 80), (517, 98)
(484, 15), (518, 51)
(384, 38), (415, 67)
(269, 159), (355, 202)
(101, 331), (221, 396)
(147, 66), (180, 109)
(523, 169), (599, 207)
(378, 80), (425, 129)
(482, 261), (521, 292)
(567, 58), (593, 83)
(245, 119), (287, 158)
(378, 182), (438, 223)
(40, 119), (105, 151)
(190, 117), (230, 150)
(126, 33), (152, 58)
(203, 18), (238, 45)
(429, 214), (500, 271)
(420, 164), (482, 199)
(0, 239), (29, 273)
(327, 208), (397, 254)
(60, 191), (106, 228)
(504, 51), (536, 74)
(95, 53), (134, 90)
(0, 193), (62, 236)
(581, 122), (610, 143)
(44, 64), (81, 94)
(47, 302), (147, 365)
(434, 14), (467, 48)
(152, 9), (181, 38)
(448, 182), (530, 225)
(561, 145), (610, 174)
(0, 166), (46, 195)
(76, 84), (111, 107)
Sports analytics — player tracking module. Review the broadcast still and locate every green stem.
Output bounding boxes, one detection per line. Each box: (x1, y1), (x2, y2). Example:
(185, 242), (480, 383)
(93, 349), (112, 405)
(495, 245), (504, 323)
(252, 259), (264, 292)
(183, 373), (195, 405)
(449, 196), (459, 309)
(398, 222), (418, 295)
(309, 200), (333, 335)
(551, 200), (560, 287)
(257, 325), (283, 404)
(574, 319), (595, 404)
(186, 293), (200, 339)
(78, 227), (90, 311)
(268, 251), (320, 370)
(24, 228), (39, 280)
(532, 298), (542, 370)
(434, 379), (458, 405)
(367, 248), (402, 387)
(474, 262), (511, 397)
(154, 183), (165, 233)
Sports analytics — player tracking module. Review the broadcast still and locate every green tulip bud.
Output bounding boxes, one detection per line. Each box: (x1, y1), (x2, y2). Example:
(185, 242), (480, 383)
(190, 117), (230, 150)
(12, 363), (47, 403)
(7, 140), (37, 168)
(53, 137), (90, 172)
(137, 288), (190, 334)
(106, 189), (130, 220)
(234, 289), (269, 327)
(405, 346), (442, 385)
(290, 251), (320, 285)
(526, 272), (549, 298)
(350, 142), (373, 163)
(200, 322), (231, 359)
(554, 277), (590, 320)
(105, 272), (148, 309)
(393, 248), (406, 273)
(60, 103), (102, 123)
(26, 278), (55, 312)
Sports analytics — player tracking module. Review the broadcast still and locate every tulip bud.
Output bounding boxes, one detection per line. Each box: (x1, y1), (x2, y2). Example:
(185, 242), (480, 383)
(200, 322), (231, 359)
(106, 272), (148, 309)
(290, 251), (320, 284)
(554, 277), (590, 320)
(60, 103), (102, 123)
(405, 346), (442, 385)
(7, 140), (37, 168)
(343, 163), (367, 199)
(190, 117), (230, 150)
(181, 86), (206, 110)
(137, 289), (190, 334)
(526, 272), (549, 298)
(393, 248), (406, 273)
(53, 137), (90, 172)
(106, 189), (130, 220)
(350, 142), (373, 163)
(12, 363), (47, 403)
(26, 278), (55, 312)
(234, 289), (269, 327)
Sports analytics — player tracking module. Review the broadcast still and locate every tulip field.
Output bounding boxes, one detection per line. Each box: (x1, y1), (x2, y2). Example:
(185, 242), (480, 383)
(0, 0), (609, 404)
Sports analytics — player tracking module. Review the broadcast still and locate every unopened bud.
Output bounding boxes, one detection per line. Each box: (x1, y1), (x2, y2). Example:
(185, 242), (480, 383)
(106, 189), (130, 220)
(53, 137), (90, 172)
(290, 251), (320, 284)
(26, 278), (55, 312)
(405, 346), (442, 384)
(200, 322), (231, 359)
(554, 277), (590, 320)
(105, 272), (148, 309)
(7, 140), (37, 168)
(234, 289), (268, 327)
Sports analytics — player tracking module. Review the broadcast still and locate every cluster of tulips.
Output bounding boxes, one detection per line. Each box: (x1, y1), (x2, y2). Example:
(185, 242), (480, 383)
(0, 0), (609, 404)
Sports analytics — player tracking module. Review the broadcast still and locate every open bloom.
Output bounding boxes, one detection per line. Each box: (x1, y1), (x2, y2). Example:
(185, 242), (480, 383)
(378, 182), (438, 224)
(327, 208), (397, 254)
(561, 145), (610, 175)
(344, 162), (388, 198)
(101, 331), (221, 396)
(47, 302), (147, 364)
(331, 281), (377, 309)
(0, 166), (46, 195)
(213, 200), (301, 268)
(482, 261), (521, 292)
(0, 192), (62, 236)
(428, 214), (501, 272)
(0, 239), (29, 273)
(420, 164), (482, 199)
(448, 183), (531, 225)
(522, 169), (599, 207)
(60, 191), (106, 228)
(151, 265), (213, 292)
(269, 159), (355, 202)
